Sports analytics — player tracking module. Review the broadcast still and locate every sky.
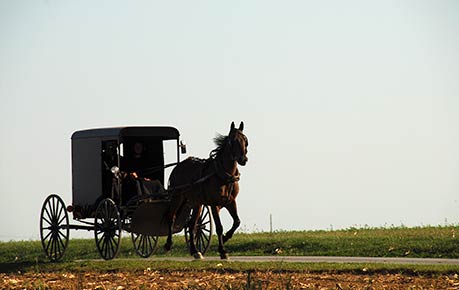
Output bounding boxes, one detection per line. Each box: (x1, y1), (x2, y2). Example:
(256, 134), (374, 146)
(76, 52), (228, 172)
(0, 0), (458, 241)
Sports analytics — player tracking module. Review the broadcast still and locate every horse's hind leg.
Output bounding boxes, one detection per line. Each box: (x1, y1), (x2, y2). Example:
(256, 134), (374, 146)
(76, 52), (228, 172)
(164, 196), (182, 251)
(211, 206), (228, 259)
(188, 205), (203, 259)
(223, 200), (240, 244)
(164, 212), (175, 251)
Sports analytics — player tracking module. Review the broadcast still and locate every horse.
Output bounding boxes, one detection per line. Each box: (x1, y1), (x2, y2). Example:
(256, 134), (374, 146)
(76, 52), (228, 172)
(164, 121), (249, 259)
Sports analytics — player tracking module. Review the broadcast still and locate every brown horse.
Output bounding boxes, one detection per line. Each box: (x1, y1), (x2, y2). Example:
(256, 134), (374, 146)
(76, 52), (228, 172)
(165, 121), (248, 259)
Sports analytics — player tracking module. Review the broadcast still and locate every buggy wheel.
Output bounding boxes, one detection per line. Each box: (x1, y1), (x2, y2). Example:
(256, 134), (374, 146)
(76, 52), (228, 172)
(94, 198), (122, 260)
(131, 233), (158, 258)
(40, 194), (69, 261)
(185, 205), (213, 254)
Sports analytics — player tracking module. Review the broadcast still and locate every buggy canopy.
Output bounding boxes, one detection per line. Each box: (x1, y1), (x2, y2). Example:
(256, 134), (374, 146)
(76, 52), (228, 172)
(71, 126), (180, 141)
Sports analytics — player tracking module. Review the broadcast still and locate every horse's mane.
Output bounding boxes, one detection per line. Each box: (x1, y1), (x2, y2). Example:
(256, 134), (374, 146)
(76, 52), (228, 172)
(210, 133), (228, 159)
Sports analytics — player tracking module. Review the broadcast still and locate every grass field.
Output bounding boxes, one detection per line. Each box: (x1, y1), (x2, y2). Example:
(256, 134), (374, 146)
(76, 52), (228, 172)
(1, 225), (458, 272)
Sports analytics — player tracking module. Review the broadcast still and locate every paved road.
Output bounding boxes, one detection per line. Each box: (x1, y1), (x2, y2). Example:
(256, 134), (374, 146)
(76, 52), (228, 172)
(151, 256), (459, 265)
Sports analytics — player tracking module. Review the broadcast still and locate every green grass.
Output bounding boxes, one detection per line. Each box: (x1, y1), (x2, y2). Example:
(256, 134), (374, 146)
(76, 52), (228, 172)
(228, 226), (459, 258)
(4, 259), (459, 277)
(1, 226), (458, 274)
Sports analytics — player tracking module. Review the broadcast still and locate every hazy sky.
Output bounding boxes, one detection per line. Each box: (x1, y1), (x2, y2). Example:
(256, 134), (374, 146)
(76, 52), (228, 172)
(1, 1), (458, 240)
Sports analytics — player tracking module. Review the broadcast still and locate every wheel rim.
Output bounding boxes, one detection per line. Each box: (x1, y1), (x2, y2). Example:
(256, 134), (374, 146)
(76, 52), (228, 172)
(131, 233), (158, 258)
(185, 205), (213, 254)
(40, 194), (69, 261)
(94, 199), (122, 260)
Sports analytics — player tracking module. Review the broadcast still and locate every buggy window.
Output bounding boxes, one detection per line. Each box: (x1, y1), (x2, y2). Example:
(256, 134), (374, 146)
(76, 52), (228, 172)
(102, 140), (119, 196)
(121, 137), (165, 184)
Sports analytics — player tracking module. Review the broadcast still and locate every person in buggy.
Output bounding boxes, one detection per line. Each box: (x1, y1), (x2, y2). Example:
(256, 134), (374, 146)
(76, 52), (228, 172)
(107, 141), (167, 204)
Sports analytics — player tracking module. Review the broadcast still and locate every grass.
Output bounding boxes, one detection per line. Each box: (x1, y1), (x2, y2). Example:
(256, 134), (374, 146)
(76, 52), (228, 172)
(1, 226), (458, 274)
(228, 226), (459, 258)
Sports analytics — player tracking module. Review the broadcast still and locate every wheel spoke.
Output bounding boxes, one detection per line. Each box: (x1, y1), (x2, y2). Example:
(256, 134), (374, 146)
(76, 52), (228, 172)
(54, 235), (62, 257)
(146, 236), (151, 253)
(107, 237), (114, 257)
(45, 237), (52, 253)
(200, 231), (210, 243)
(50, 235), (56, 258)
(142, 237), (147, 254)
(100, 237), (105, 258)
(147, 236), (152, 253)
(103, 237), (109, 258)
(133, 234), (140, 244)
(42, 230), (52, 242)
(202, 210), (209, 220)
(197, 235), (203, 250)
(57, 232), (66, 250)
(110, 235), (117, 248)
(139, 236), (145, 253)
(56, 205), (64, 223)
(97, 235), (105, 251)
(57, 230), (68, 243)
(49, 199), (55, 219)
(42, 215), (52, 227)
(44, 207), (54, 224)
(52, 197), (59, 219)
(57, 211), (67, 226)
(199, 221), (210, 227)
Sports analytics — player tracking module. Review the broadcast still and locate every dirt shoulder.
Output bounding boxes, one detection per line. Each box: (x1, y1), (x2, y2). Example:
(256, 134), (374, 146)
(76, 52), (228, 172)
(2, 270), (459, 289)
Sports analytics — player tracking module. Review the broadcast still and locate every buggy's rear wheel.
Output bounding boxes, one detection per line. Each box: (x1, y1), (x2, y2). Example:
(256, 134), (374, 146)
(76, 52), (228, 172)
(94, 198), (122, 260)
(131, 233), (158, 258)
(185, 205), (213, 254)
(40, 194), (69, 261)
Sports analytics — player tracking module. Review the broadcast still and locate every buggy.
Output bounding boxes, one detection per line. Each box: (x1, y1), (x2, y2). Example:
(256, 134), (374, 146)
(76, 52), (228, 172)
(39, 126), (213, 261)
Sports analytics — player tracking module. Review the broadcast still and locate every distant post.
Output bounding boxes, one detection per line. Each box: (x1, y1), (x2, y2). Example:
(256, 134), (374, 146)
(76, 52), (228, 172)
(270, 214), (273, 233)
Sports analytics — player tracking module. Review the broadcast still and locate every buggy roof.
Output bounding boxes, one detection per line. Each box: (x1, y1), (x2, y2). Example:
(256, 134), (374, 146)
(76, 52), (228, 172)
(71, 126), (180, 140)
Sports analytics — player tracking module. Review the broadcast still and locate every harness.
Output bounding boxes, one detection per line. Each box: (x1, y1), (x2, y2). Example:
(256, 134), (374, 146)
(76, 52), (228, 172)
(181, 156), (240, 187)
(212, 157), (240, 184)
(167, 155), (239, 206)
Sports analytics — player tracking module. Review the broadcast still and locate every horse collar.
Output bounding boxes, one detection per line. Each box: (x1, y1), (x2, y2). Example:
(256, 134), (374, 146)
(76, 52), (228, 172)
(212, 158), (240, 184)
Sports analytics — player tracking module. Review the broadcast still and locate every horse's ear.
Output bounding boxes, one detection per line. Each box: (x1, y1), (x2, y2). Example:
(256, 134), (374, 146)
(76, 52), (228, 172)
(238, 121), (244, 131)
(230, 121), (235, 131)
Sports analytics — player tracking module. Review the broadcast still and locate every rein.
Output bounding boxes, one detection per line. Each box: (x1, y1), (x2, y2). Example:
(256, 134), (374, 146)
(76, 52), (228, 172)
(212, 156), (240, 184)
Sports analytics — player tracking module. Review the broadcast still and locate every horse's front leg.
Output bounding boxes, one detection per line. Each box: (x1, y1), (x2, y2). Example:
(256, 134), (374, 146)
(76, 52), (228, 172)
(223, 200), (240, 244)
(211, 205), (228, 259)
(187, 205), (203, 259)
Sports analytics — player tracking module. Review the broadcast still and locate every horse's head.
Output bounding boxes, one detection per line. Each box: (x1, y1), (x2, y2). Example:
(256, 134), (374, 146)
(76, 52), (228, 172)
(228, 121), (249, 166)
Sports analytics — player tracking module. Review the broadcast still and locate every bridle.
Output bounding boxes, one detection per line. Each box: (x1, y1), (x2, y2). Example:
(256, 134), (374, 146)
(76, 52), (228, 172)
(210, 131), (245, 184)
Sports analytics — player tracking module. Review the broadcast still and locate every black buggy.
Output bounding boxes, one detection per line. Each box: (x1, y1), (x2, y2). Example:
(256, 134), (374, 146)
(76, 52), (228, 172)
(39, 126), (213, 261)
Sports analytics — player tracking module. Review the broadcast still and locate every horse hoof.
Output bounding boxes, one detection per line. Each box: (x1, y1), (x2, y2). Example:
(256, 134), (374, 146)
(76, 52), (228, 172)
(164, 243), (172, 252)
(220, 253), (229, 260)
(193, 252), (204, 260)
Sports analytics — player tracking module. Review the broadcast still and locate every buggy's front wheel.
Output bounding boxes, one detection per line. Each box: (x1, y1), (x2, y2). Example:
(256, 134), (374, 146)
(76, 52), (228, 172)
(40, 194), (69, 261)
(94, 198), (122, 260)
(131, 233), (158, 258)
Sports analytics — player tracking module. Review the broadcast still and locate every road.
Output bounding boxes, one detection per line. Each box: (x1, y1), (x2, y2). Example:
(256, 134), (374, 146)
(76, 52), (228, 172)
(151, 256), (459, 265)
